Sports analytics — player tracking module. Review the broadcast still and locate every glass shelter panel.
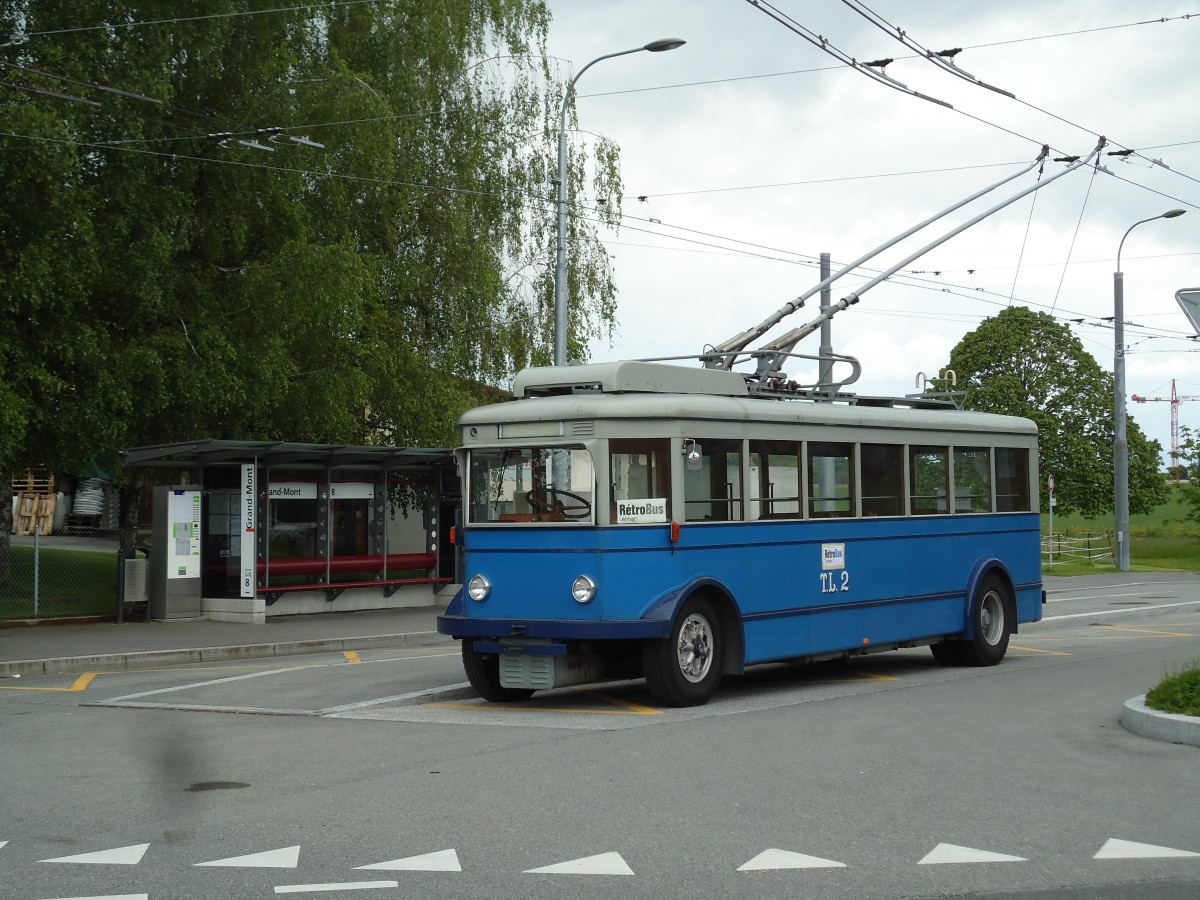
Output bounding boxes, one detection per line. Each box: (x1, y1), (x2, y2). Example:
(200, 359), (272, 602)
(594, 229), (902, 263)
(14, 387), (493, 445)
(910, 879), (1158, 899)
(954, 447), (992, 513)
(684, 439), (743, 522)
(611, 439), (671, 524)
(860, 443), (904, 517)
(995, 447), (1032, 512)
(749, 440), (801, 520)
(808, 442), (854, 518)
(910, 446), (949, 515)
(468, 447), (594, 523)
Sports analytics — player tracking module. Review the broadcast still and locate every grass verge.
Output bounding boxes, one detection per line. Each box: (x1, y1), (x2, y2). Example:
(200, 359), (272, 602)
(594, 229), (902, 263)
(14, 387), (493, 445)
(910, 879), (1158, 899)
(1145, 663), (1200, 717)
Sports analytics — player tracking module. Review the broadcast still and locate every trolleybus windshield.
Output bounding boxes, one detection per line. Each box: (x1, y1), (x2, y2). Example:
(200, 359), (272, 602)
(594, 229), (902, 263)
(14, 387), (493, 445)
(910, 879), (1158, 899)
(468, 446), (594, 524)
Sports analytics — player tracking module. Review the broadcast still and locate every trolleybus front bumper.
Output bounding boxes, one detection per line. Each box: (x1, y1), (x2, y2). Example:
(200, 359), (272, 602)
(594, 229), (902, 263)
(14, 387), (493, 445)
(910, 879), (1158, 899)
(436, 613), (669, 643)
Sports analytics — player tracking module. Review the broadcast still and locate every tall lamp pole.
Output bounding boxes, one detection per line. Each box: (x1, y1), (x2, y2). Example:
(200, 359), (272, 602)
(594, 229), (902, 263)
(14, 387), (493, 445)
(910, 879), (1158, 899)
(1113, 208), (1186, 571)
(554, 38), (685, 366)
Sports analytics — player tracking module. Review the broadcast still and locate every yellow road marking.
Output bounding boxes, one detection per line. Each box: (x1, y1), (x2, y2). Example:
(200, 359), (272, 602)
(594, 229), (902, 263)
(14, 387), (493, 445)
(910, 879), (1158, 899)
(0, 672), (98, 692)
(579, 689), (661, 714)
(343, 651), (362, 664)
(1009, 644), (1072, 656)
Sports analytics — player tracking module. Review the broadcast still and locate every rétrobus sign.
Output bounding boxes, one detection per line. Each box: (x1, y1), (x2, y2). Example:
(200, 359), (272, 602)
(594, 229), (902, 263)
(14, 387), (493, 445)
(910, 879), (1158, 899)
(616, 498), (667, 524)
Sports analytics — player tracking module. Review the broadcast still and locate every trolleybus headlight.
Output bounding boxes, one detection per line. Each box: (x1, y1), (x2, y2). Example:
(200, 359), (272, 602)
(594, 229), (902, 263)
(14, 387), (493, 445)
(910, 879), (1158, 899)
(467, 574), (491, 602)
(571, 574), (597, 604)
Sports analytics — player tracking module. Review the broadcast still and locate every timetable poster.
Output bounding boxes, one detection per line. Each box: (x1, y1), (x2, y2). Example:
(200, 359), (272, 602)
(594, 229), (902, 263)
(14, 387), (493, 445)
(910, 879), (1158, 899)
(167, 489), (202, 579)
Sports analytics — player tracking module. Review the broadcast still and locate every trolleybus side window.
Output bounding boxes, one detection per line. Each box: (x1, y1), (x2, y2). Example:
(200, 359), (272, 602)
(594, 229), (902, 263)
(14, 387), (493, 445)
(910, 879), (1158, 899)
(954, 447), (992, 513)
(748, 440), (801, 520)
(995, 447), (1032, 512)
(611, 439), (671, 524)
(910, 445), (949, 515)
(860, 443), (904, 517)
(808, 441), (854, 518)
(684, 438), (743, 522)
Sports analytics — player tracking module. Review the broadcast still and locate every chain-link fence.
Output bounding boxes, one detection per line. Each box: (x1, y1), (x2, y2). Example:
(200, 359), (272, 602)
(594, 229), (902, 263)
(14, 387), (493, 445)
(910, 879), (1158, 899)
(0, 530), (122, 620)
(2, 470), (133, 620)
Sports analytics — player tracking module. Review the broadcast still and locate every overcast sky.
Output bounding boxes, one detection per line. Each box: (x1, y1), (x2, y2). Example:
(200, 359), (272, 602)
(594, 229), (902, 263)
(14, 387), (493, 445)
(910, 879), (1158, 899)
(541, 0), (1199, 468)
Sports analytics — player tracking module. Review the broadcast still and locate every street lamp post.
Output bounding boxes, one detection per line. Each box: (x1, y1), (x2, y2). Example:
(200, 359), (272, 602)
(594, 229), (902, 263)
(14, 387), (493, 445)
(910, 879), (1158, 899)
(553, 38), (685, 367)
(1113, 208), (1186, 571)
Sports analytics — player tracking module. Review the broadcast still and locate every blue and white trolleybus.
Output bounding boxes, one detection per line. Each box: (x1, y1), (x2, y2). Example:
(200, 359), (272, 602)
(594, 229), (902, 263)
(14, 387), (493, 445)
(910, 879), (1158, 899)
(437, 360), (1043, 706)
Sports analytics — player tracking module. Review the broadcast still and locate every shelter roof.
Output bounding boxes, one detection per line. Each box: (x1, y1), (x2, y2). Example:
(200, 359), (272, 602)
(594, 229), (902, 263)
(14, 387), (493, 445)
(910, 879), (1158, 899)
(120, 440), (454, 471)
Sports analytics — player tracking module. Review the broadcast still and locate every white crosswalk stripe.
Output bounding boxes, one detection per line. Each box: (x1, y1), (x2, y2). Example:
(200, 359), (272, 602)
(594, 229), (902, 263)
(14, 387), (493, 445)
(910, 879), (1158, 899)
(194, 845), (300, 868)
(524, 851), (634, 875)
(40, 845), (150, 866)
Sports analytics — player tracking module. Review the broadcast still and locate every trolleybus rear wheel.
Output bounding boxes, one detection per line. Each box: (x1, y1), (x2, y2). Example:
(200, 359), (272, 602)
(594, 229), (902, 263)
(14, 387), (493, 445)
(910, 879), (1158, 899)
(642, 595), (724, 707)
(461, 641), (535, 702)
(958, 574), (1011, 666)
(930, 574), (1011, 667)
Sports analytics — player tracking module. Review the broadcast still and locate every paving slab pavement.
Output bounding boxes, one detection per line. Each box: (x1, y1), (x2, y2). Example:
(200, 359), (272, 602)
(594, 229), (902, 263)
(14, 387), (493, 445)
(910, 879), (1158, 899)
(0, 606), (450, 677)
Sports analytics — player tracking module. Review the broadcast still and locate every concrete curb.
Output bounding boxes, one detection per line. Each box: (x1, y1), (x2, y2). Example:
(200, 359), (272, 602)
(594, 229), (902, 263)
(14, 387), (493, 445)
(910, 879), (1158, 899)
(1120, 694), (1200, 747)
(0, 630), (453, 678)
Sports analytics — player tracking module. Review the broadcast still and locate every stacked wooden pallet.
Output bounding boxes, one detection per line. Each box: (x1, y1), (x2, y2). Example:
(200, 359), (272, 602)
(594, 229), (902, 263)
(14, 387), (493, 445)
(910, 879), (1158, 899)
(12, 471), (56, 536)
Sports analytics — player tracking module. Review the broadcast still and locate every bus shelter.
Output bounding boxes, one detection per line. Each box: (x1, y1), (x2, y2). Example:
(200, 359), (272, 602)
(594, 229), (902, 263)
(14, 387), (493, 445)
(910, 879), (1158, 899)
(120, 440), (459, 623)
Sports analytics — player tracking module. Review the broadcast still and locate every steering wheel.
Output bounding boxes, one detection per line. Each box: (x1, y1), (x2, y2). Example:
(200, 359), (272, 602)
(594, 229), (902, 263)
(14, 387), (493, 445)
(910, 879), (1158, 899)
(525, 488), (592, 520)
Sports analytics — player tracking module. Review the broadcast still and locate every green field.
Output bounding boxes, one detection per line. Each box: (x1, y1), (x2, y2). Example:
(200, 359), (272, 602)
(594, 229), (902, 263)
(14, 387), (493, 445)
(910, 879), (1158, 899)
(1043, 482), (1200, 574)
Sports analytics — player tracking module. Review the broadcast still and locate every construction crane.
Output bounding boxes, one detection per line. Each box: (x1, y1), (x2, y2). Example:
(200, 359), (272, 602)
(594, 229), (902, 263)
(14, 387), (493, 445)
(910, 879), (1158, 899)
(1130, 379), (1200, 479)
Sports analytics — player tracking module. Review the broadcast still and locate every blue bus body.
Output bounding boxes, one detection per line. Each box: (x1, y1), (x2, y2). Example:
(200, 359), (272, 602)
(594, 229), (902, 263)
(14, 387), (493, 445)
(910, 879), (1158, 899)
(440, 515), (1042, 658)
(437, 361), (1044, 705)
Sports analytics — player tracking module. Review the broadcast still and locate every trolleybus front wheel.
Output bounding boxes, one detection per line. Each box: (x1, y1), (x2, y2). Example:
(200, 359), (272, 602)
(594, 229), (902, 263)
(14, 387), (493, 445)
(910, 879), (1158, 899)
(461, 641), (536, 702)
(642, 595), (724, 707)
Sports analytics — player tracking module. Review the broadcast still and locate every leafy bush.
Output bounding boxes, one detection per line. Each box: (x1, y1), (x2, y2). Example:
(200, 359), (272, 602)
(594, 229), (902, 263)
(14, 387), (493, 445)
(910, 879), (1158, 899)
(1145, 664), (1200, 717)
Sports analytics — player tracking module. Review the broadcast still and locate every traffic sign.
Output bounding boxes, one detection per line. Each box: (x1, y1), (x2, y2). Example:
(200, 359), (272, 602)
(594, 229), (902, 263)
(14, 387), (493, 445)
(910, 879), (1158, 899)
(1176, 288), (1200, 335)
(1048, 474), (1055, 492)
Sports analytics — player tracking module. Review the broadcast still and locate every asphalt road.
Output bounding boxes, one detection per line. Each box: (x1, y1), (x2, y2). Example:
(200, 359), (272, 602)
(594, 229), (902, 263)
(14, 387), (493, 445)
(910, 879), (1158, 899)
(1, 577), (1198, 900)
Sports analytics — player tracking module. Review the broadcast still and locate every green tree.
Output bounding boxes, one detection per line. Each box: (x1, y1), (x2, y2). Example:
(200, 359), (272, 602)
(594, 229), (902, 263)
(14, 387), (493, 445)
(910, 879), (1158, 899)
(1174, 426), (1200, 524)
(1, 1), (622, 568)
(943, 306), (1167, 518)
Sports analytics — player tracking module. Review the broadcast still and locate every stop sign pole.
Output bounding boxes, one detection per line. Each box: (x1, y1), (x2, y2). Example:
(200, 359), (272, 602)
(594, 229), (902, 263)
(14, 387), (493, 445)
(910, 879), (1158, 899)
(1047, 474), (1055, 568)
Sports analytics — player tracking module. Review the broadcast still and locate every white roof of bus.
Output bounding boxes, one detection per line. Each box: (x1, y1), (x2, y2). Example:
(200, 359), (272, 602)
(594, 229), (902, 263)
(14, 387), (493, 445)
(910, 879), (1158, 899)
(461, 363), (1037, 436)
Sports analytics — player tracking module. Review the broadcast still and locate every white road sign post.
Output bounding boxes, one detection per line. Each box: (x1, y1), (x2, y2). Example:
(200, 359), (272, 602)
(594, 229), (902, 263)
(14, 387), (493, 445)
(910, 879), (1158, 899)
(1047, 475), (1055, 568)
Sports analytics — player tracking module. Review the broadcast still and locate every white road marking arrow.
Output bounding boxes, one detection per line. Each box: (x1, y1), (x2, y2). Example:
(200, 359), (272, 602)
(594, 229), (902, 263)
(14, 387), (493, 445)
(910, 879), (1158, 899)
(919, 843), (1027, 864)
(41, 844), (150, 865)
(356, 848), (461, 872)
(194, 845), (301, 868)
(274, 881), (397, 894)
(524, 851), (634, 875)
(1094, 838), (1200, 859)
(738, 848), (847, 871)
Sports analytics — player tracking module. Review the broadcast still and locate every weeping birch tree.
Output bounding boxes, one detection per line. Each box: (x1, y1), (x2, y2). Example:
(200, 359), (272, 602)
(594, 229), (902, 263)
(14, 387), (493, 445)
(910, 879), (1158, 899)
(0, 1), (623, 568)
